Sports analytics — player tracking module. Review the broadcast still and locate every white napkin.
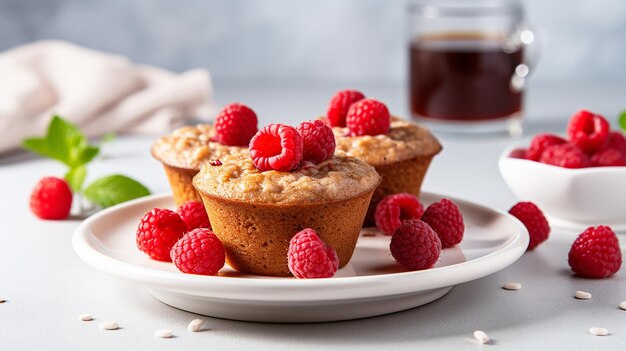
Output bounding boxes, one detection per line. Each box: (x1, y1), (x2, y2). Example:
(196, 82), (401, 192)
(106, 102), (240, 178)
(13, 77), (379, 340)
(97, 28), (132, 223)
(0, 40), (214, 153)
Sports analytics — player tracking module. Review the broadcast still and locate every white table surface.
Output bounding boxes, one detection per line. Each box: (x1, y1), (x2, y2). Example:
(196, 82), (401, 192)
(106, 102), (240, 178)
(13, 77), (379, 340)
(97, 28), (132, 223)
(1, 83), (625, 350)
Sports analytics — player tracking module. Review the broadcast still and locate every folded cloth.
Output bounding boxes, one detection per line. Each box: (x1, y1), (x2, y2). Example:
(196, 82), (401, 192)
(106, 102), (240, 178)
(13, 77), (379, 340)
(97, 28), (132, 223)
(0, 40), (214, 153)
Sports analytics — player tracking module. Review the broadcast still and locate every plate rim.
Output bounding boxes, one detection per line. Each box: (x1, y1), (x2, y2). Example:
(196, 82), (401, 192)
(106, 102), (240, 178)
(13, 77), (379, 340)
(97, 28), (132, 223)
(72, 192), (529, 301)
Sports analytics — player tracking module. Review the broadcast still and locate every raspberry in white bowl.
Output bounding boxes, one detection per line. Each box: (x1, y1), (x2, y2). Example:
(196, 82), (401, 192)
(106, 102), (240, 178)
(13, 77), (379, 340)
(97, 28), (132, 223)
(499, 109), (626, 228)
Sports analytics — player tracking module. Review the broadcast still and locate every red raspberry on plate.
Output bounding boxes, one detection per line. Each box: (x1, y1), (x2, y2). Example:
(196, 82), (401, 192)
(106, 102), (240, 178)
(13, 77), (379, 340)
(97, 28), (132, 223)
(568, 225), (622, 278)
(288, 228), (339, 279)
(539, 143), (590, 168)
(214, 103), (258, 146)
(296, 120), (336, 164)
(171, 228), (225, 275)
(30, 177), (73, 220)
(527, 133), (566, 161)
(177, 201), (211, 231)
(591, 148), (626, 167)
(326, 89), (365, 127)
(375, 193), (424, 235)
(508, 202), (550, 250)
(509, 148), (528, 159)
(346, 98), (390, 136)
(421, 198), (464, 248)
(249, 123), (304, 172)
(604, 131), (626, 157)
(390, 219), (441, 271)
(136, 208), (187, 262)
(566, 109), (610, 153)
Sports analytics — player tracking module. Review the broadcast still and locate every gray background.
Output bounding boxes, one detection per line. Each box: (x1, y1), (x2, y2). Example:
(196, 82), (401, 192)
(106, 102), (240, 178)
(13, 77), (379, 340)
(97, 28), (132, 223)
(1, 0), (625, 85)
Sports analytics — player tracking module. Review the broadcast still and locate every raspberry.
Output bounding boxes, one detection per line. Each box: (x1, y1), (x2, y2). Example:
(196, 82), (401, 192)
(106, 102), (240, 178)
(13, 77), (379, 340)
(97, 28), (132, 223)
(326, 89), (365, 127)
(604, 131), (626, 157)
(296, 120), (336, 164)
(566, 109), (610, 153)
(249, 124), (304, 172)
(170, 228), (225, 276)
(390, 219), (441, 271)
(136, 208), (187, 262)
(591, 148), (626, 167)
(346, 98), (391, 136)
(509, 148), (528, 159)
(29, 177), (73, 220)
(527, 133), (566, 161)
(568, 225), (622, 278)
(508, 202), (550, 250)
(288, 228), (339, 279)
(176, 201), (211, 231)
(539, 143), (590, 168)
(375, 193), (425, 235)
(421, 199), (464, 248)
(214, 103), (258, 146)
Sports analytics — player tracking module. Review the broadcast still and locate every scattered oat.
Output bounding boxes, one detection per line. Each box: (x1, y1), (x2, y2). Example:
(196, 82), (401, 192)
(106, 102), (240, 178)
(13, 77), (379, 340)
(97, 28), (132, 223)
(187, 319), (203, 332)
(78, 314), (93, 321)
(473, 330), (490, 344)
(575, 290), (592, 300)
(589, 327), (609, 336)
(502, 282), (522, 290)
(99, 321), (119, 330)
(155, 329), (173, 338)
(619, 301), (626, 311)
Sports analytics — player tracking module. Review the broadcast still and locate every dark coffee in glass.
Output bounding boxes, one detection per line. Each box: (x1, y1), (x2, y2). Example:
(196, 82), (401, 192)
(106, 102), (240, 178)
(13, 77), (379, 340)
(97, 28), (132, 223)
(408, 1), (535, 136)
(410, 32), (523, 121)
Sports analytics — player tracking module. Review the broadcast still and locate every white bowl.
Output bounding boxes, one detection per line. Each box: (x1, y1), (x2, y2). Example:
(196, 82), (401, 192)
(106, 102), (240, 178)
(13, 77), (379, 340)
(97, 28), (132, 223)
(499, 145), (626, 230)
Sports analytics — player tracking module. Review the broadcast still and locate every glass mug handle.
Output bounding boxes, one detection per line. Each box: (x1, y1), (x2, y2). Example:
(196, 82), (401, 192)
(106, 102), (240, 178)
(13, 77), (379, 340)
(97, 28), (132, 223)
(507, 24), (540, 93)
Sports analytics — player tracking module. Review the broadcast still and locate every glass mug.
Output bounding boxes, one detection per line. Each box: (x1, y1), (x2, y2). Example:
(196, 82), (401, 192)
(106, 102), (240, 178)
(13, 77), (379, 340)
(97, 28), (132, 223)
(408, 0), (537, 137)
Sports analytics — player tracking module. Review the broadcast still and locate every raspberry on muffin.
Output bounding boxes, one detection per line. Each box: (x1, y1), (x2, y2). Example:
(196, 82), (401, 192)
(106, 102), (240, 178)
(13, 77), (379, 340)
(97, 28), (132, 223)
(214, 103), (258, 146)
(325, 90), (441, 226)
(249, 123), (303, 172)
(152, 102), (257, 206)
(327, 89), (365, 128)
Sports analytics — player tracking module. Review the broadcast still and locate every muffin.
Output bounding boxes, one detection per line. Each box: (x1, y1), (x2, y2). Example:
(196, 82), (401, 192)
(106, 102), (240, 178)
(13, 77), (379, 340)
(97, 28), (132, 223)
(193, 152), (381, 276)
(332, 117), (442, 225)
(151, 124), (247, 206)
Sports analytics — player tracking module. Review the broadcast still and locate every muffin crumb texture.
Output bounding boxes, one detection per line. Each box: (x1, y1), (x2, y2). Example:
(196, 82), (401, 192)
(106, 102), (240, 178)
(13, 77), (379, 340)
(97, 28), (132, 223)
(152, 124), (247, 170)
(194, 153), (380, 204)
(333, 118), (441, 166)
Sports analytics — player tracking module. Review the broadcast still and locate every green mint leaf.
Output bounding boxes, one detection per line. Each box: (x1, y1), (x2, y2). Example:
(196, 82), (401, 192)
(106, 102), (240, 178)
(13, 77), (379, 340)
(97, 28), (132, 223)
(22, 137), (54, 158)
(22, 115), (100, 167)
(77, 145), (100, 165)
(47, 115), (97, 167)
(65, 165), (87, 192)
(100, 132), (116, 143)
(84, 174), (150, 208)
(619, 110), (626, 133)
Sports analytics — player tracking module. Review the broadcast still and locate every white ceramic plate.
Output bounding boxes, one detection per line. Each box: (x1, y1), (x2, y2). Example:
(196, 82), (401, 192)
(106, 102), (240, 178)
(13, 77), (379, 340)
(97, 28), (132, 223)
(73, 192), (528, 323)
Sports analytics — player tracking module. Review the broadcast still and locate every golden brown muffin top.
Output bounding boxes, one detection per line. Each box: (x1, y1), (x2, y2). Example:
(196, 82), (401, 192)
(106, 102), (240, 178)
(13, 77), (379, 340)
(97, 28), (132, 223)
(151, 124), (247, 170)
(193, 152), (380, 204)
(332, 118), (442, 167)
